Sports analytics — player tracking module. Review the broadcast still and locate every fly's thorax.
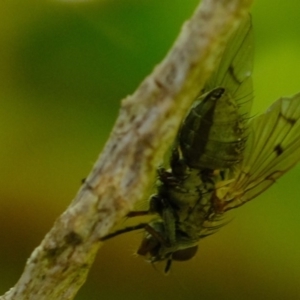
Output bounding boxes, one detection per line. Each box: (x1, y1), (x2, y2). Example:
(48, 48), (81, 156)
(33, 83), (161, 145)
(156, 166), (219, 220)
(179, 87), (247, 169)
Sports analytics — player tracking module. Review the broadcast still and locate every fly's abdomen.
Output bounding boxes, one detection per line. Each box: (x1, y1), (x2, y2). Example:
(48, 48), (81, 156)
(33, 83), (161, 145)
(179, 87), (246, 169)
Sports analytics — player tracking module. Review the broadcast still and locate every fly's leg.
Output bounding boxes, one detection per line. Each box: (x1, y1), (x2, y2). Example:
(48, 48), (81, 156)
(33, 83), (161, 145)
(126, 211), (149, 217)
(157, 167), (179, 186)
(126, 193), (169, 217)
(100, 222), (170, 243)
(100, 195), (175, 244)
(161, 199), (177, 245)
(100, 223), (148, 241)
(164, 257), (173, 274)
(149, 195), (177, 245)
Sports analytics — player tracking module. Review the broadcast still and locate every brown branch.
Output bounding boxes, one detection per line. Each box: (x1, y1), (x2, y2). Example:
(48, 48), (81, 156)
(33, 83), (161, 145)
(0, 0), (253, 299)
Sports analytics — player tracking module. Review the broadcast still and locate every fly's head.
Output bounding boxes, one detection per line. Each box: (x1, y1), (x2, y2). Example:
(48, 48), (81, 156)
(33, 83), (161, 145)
(136, 221), (199, 273)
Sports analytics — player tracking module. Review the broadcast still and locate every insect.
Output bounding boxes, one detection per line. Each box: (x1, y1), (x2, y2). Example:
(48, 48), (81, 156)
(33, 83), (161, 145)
(101, 15), (300, 272)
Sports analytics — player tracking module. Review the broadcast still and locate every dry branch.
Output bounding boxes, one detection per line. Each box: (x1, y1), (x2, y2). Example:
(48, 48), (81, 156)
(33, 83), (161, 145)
(1, 0), (253, 299)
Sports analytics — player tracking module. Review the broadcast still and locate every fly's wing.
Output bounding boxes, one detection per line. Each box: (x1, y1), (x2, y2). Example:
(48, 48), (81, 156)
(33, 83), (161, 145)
(223, 93), (300, 211)
(204, 14), (254, 118)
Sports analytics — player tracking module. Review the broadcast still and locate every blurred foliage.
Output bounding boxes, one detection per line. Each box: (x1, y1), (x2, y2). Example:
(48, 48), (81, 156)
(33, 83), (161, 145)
(1, 0), (300, 299)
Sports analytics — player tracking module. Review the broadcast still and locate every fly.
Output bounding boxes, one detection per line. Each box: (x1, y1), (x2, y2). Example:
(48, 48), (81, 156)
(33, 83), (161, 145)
(101, 15), (300, 273)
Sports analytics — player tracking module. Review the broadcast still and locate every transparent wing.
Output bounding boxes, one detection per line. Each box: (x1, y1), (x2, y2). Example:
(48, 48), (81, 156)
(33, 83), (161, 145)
(205, 14), (254, 118)
(223, 93), (300, 210)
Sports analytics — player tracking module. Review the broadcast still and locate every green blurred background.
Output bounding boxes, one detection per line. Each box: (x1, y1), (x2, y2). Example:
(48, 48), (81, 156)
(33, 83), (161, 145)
(1, 0), (300, 299)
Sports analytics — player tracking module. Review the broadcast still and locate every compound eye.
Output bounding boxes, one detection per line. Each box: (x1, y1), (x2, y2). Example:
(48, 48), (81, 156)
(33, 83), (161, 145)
(172, 245), (198, 261)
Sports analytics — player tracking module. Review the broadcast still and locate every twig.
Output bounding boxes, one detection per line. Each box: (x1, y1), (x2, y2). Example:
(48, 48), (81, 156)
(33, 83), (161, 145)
(0, 0), (253, 299)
